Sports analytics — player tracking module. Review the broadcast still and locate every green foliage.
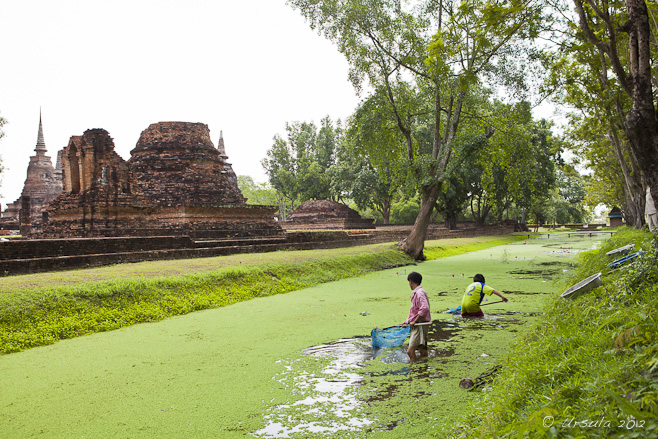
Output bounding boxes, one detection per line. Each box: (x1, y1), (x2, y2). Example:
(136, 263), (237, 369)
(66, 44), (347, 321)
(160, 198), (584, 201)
(237, 175), (296, 221)
(289, 0), (548, 258)
(345, 89), (415, 223)
(441, 228), (658, 438)
(390, 195), (421, 224)
(0, 250), (413, 354)
(261, 117), (344, 205)
(547, 0), (650, 227)
(237, 176), (278, 205)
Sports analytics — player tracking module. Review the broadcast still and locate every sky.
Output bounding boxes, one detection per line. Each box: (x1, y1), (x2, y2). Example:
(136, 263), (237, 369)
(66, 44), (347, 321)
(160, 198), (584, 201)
(0, 0), (361, 208)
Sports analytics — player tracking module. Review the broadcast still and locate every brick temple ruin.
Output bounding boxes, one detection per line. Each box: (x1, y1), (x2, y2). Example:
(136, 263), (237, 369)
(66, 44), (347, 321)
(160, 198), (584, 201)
(0, 118), (521, 276)
(39, 121), (282, 238)
(284, 200), (375, 230)
(0, 113), (63, 234)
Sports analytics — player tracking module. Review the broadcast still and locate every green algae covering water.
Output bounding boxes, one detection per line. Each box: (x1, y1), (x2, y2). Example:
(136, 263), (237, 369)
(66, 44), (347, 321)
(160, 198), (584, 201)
(251, 236), (601, 439)
(0, 235), (602, 438)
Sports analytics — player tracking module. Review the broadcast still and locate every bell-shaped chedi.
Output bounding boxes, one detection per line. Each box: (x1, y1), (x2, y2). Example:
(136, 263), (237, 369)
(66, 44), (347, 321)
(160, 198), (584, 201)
(285, 200), (374, 230)
(41, 122), (281, 238)
(129, 122), (245, 207)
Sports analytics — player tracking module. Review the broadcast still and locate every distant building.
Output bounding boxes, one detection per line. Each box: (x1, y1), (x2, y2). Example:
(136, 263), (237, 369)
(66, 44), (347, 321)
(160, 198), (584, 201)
(0, 112), (63, 233)
(607, 206), (624, 227)
(217, 130), (240, 193)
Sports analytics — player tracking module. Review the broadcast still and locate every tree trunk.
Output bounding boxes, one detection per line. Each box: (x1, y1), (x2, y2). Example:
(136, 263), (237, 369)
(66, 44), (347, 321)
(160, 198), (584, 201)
(622, 188), (644, 227)
(380, 198), (391, 225)
(624, 0), (658, 217)
(470, 195), (481, 224)
(399, 184), (441, 260)
(445, 215), (458, 230)
(479, 205), (492, 226)
(607, 125), (645, 227)
(574, 0), (658, 227)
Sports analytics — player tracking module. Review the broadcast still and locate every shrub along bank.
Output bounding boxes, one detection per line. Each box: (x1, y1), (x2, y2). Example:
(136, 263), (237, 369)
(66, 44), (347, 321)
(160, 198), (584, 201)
(0, 235), (523, 355)
(443, 228), (658, 438)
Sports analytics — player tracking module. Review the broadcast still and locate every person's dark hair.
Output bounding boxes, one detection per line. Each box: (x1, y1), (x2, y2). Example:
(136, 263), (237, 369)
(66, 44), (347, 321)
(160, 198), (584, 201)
(407, 271), (422, 285)
(473, 274), (485, 283)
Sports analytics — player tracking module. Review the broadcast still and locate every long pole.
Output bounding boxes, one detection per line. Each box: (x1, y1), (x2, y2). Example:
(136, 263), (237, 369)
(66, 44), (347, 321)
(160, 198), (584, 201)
(480, 300), (505, 307)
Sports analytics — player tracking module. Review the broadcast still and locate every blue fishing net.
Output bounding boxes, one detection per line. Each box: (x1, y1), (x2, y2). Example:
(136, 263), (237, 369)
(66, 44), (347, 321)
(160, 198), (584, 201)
(371, 326), (411, 348)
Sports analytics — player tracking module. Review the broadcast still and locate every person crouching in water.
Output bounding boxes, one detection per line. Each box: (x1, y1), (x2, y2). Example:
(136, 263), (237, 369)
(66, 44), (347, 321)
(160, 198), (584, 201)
(401, 271), (431, 362)
(461, 274), (508, 318)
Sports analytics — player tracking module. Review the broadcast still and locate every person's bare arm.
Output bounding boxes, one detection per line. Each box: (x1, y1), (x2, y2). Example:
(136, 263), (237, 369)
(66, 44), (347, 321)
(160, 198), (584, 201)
(492, 290), (508, 302)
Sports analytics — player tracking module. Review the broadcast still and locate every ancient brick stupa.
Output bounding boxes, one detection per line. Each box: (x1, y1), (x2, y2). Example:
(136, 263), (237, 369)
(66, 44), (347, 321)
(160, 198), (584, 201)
(285, 200), (374, 230)
(0, 113), (63, 233)
(41, 122), (281, 238)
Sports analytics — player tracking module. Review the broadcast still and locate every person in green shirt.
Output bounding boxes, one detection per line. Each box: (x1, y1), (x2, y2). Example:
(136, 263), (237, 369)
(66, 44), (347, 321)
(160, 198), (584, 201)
(461, 274), (508, 317)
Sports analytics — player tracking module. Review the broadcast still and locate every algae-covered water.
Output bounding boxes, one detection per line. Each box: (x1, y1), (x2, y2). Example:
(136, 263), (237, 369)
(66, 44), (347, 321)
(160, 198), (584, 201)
(0, 236), (599, 438)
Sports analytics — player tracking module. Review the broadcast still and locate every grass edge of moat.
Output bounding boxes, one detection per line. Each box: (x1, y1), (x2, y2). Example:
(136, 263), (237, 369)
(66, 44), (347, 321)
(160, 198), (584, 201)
(438, 227), (658, 439)
(0, 234), (524, 354)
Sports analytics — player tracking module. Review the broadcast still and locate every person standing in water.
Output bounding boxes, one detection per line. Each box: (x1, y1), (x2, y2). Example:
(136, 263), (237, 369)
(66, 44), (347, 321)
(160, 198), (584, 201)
(401, 271), (431, 362)
(461, 274), (508, 318)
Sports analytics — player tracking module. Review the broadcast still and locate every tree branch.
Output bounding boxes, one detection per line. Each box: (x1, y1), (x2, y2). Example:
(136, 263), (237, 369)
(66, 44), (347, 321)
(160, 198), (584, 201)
(366, 30), (431, 80)
(573, 0), (631, 95)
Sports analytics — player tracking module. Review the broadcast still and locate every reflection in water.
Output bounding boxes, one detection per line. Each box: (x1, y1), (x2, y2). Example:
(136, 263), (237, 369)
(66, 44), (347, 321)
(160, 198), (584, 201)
(253, 338), (374, 438)
(253, 318), (523, 438)
(253, 320), (465, 438)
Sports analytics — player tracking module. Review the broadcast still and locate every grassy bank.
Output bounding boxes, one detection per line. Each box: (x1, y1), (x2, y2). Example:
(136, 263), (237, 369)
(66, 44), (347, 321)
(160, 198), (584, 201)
(0, 235), (522, 354)
(442, 228), (658, 438)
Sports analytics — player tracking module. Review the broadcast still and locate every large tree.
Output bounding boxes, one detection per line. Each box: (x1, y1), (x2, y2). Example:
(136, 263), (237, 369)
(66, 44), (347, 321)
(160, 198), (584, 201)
(548, 1), (645, 226)
(289, 0), (545, 259)
(571, 0), (658, 224)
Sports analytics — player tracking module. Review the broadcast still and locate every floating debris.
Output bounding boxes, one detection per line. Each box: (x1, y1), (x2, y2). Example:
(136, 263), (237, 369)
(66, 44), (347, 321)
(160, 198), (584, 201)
(460, 365), (502, 391)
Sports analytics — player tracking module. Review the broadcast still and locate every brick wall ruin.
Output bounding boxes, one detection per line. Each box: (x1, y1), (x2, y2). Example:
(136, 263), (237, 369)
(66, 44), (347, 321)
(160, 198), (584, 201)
(283, 200), (375, 230)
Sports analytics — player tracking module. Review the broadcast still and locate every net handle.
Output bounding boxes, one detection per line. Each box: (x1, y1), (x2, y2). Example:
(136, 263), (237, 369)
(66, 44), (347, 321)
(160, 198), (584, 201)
(383, 321), (431, 330)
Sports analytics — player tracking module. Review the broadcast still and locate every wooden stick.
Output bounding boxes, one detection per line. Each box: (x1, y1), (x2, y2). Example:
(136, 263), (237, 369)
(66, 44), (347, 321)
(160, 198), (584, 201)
(480, 300), (505, 307)
(382, 321), (432, 330)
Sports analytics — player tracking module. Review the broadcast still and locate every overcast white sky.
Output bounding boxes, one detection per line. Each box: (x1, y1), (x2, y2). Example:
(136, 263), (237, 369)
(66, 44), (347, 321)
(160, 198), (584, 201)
(0, 0), (361, 208)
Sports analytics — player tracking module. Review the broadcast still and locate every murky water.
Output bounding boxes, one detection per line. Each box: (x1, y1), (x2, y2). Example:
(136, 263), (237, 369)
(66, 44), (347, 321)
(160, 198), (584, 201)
(252, 317), (524, 438)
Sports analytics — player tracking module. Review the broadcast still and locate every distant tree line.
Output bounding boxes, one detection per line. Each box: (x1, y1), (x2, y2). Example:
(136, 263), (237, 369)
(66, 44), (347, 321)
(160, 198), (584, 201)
(254, 108), (588, 229)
